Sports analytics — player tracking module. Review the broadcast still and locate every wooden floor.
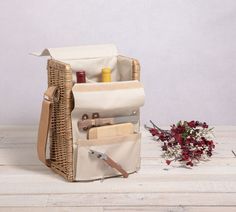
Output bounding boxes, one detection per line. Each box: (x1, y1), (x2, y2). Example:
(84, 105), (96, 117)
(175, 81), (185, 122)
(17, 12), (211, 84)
(0, 126), (236, 211)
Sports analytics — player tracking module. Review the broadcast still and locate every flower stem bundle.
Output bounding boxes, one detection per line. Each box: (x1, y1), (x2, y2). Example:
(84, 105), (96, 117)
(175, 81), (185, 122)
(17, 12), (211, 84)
(145, 120), (215, 167)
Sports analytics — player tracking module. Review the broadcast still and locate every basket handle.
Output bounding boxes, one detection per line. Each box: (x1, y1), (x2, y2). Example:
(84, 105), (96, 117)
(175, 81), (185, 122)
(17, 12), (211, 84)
(37, 86), (58, 167)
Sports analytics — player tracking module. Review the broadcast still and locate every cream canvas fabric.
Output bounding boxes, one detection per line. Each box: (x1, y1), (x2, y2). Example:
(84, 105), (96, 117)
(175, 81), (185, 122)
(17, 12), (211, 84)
(75, 133), (141, 181)
(72, 80), (145, 112)
(71, 80), (144, 142)
(71, 81), (144, 180)
(32, 44), (133, 82)
(32, 44), (118, 59)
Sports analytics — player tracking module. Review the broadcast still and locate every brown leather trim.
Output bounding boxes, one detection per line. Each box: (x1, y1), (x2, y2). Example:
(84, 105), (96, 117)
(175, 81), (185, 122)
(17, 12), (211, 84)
(72, 80), (143, 92)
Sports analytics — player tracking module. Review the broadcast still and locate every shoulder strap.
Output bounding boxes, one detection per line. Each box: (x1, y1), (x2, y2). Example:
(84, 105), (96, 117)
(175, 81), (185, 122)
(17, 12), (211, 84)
(37, 86), (58, 167)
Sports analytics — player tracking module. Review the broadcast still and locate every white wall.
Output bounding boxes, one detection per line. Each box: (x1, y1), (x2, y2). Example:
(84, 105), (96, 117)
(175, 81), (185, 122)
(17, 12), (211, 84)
(0, 0), (236, 125)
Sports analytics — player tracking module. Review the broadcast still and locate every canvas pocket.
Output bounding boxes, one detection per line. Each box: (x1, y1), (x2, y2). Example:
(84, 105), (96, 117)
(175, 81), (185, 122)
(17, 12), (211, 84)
(74, 133), (141, 181)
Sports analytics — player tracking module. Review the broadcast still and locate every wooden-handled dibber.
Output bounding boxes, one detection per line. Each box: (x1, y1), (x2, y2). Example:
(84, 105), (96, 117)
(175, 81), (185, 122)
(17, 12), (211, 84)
(89, 149), (129, 178)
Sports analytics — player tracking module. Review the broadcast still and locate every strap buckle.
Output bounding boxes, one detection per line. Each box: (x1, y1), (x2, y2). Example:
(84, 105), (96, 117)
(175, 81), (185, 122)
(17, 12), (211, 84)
(44, 94), (52, 102)
(43, 87), (60, 103)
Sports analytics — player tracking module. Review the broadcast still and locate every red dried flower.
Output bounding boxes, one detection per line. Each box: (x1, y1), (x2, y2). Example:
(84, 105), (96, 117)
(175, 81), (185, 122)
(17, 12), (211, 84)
(187, 120), (196, 128)
(145, 120), (215, 167)
(186, 161), (194, 166)
(202, 122), (208, 128)
(149, 128), (159, 136)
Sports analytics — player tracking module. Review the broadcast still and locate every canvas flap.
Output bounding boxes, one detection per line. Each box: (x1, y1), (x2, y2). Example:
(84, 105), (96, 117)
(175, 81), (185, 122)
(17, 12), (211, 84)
(72, 80), (145, 112)
(31, 44), (118, 60)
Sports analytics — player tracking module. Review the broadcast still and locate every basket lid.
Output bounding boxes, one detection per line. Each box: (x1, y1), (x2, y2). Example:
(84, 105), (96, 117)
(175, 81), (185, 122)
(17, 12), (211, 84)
(31, 44), (118, 60)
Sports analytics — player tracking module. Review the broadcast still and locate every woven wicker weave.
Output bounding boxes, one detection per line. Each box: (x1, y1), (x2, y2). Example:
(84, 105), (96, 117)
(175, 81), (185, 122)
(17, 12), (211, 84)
(47, 56), (140, 181)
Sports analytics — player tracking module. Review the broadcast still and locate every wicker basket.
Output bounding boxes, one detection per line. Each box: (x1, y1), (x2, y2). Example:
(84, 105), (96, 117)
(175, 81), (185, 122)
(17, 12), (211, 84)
(43, 57), (140, 181)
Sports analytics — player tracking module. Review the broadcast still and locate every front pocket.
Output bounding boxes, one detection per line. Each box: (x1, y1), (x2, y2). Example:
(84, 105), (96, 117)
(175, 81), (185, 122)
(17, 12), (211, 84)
(74, 133), (141, 181)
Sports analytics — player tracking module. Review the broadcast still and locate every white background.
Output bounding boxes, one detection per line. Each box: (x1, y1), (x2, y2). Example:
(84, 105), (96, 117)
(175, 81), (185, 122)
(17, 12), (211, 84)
(0, 0), (235, 126)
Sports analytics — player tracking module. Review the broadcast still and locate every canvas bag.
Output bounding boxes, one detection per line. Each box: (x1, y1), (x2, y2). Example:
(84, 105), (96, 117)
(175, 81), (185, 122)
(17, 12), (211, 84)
(34, 44), (145, 181)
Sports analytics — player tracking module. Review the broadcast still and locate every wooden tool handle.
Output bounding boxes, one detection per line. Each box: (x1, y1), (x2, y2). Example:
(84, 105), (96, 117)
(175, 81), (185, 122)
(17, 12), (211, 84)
(105, 156), (129, 178)
(96, 118), (114, 126)
(78, 118), (114, 130)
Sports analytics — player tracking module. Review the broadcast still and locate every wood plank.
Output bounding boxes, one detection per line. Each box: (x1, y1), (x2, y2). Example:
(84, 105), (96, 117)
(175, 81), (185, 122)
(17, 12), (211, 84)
(0, 207), (103, 212)
(0, 146), (39, 165)
(104, 206), (236, 212)
(1, 179), (236, 194)
(183, 207), (236, 212)
(104, 207), (185, 212)
(2, 206), (236, 212)
(45, 193), (236, 207)
(0, 194), (48, 207)
(0, 166), (236, 194)
(1, 193), (236, 207)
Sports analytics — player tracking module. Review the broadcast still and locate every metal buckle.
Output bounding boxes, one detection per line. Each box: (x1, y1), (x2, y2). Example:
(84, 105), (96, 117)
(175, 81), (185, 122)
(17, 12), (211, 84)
(44, 88), (60, 103)
(44, 95), (51, 101)
(92, 113), (100, 119)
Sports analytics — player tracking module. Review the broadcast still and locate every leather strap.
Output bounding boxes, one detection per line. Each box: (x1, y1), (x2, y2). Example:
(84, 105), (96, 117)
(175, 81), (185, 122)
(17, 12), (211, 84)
(37, 86), (58, 167)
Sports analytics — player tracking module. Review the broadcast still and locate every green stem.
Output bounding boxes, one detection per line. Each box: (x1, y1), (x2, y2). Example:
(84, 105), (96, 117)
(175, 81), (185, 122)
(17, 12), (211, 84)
(150, 120), (171, 135)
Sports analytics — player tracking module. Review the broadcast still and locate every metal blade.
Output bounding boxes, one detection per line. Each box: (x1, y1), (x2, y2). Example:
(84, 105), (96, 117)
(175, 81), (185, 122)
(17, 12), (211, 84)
(89, 149), (107, 160)
(112, 115), (139, 124)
